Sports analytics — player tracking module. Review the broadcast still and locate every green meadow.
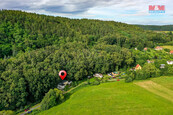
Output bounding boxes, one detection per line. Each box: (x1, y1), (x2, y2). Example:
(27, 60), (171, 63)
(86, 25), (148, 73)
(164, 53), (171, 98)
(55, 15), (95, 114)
(39, 77), (173, 115)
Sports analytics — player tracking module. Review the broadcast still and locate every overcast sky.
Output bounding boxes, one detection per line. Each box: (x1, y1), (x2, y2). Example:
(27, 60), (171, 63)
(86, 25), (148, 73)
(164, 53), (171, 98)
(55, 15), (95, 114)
(0, 0), (172, 25)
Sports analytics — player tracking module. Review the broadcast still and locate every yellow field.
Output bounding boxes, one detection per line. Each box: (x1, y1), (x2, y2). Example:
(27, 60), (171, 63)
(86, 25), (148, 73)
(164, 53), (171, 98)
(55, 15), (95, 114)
(162, 46), (173, 50)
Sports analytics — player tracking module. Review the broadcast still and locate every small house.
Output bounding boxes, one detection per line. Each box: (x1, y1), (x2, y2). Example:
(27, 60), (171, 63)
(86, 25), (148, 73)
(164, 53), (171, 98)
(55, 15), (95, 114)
(135, 64), (142, 70)
(167, 61), (173, 65)
(155, 46), (163, 50)
(160, 64), (165, 69)
(170, 50), (173, 54)
(144, 47), (148, 51)
(93, 73), (103, 78)
(57, 80), (72, 90)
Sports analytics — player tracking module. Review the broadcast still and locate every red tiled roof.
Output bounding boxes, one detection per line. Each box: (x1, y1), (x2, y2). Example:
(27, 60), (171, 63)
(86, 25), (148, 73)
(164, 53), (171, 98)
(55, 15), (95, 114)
(135, 64), (140, 68)
(155, 46), (163, 49)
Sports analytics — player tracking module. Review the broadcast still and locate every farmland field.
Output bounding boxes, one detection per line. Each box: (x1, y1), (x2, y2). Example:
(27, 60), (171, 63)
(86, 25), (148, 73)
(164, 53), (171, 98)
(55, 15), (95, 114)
(39, 77), (173, 115)
(162, 46), (173, 50)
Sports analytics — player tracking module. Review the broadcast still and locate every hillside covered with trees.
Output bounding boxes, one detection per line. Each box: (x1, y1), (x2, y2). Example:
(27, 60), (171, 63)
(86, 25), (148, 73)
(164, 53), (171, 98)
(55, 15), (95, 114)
(0, 10), (173, 111)
(137, 25), (173, 31)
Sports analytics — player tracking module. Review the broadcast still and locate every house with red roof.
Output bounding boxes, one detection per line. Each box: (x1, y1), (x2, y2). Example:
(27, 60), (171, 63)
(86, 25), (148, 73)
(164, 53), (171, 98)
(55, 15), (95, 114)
(135, 64), (142, 70)
(130, 64), (142, 71)
(144, 47), (148, 51)
(155, 46), (163, 50)
(170, 50), (173, 54)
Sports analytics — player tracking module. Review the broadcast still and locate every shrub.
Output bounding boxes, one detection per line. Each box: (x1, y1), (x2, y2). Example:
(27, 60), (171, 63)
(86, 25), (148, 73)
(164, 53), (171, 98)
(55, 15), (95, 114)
(125, 77), (133, 83)
(40, 88), (64, 111)
(91, 80), (100, 85)
(164, 48), (170, 52)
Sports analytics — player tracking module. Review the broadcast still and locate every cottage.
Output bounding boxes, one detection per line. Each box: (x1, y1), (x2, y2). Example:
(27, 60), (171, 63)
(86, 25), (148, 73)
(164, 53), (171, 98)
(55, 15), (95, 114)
(93, 73), (103, 78)
(57, 80), (72, 90)
(147, 60), (154, 63)
(155, 46), (163, 50)
(160, 64), (165, 69)
(135, 64), (142, 70)
(167, 61), (173, 65)
(144, 47), (148, 51)
(170, 50), (173, 54)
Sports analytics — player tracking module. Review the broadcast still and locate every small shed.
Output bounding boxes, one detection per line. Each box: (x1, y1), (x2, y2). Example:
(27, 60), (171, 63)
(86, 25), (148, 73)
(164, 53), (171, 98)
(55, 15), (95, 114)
(93, 73), (103, 78)
(160, 64), (165, 69)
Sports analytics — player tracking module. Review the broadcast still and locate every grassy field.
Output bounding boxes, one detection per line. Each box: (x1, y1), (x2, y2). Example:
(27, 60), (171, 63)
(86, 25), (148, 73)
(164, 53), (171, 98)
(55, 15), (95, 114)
(151, 76), (173, 90)
(38, 77), (173, 115)
(162, 46), (173, 50)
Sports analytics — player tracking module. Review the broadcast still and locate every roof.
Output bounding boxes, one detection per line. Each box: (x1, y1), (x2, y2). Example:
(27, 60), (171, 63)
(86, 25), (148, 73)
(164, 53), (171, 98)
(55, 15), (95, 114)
(144, 48), (148, 50)
(170, 50), (173, 54)
(135, 64), (141, 68)
(155, 46), (163, 49)
(93, 73), (103, 78)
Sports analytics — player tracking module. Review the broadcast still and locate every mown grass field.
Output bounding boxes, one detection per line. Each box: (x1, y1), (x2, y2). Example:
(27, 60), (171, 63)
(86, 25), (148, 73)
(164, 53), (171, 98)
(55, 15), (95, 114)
(151, 76), (173, 90)
(38, 77), (173, 115)
(162, 46), (173, 50)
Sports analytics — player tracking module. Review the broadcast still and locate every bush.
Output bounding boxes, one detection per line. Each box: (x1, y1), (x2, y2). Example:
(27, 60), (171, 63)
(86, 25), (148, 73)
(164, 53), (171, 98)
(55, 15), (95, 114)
(164, 48), (170, 52)
(40, 88), (64, 111)
(125, 77), (133, 83)
(91, 80), (100, 85)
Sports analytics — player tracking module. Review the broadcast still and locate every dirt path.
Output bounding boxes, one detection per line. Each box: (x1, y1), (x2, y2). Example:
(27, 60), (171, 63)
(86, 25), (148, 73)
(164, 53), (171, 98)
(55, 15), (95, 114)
(135, 81), (173, 103)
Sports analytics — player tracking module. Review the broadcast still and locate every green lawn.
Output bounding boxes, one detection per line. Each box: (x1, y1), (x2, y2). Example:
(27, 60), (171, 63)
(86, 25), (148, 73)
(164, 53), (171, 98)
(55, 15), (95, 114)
(162, 46), (173, 50)
(38, 79), (173, 115)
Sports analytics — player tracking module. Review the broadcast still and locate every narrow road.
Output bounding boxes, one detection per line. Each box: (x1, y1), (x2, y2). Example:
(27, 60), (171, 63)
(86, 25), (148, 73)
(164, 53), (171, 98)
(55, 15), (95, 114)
(135, 80), (173, 103)
(20, 105), (40, 115)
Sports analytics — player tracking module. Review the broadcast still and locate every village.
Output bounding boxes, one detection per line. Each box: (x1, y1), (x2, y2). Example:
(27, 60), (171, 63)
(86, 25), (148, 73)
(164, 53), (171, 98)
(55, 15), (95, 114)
(57, 46), (173, 91)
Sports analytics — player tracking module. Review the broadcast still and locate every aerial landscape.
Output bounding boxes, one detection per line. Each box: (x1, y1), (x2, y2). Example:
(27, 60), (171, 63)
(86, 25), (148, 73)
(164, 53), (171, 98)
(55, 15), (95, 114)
(0, 0), (173, 115)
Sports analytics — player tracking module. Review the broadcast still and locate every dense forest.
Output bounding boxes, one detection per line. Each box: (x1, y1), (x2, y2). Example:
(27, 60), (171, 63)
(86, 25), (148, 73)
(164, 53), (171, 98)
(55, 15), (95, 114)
(0, 10), (173, 110)
(137, 25), (173, 31)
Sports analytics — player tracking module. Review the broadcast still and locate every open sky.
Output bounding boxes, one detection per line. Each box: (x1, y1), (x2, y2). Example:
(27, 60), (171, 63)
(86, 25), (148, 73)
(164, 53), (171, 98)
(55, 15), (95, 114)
(0, 0), (172, 25)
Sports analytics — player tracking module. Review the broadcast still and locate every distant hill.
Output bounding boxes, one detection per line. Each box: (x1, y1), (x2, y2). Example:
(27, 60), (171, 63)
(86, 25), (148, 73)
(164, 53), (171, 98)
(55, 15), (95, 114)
(0, 10), (171, 58)
(136, 25), (173, 31)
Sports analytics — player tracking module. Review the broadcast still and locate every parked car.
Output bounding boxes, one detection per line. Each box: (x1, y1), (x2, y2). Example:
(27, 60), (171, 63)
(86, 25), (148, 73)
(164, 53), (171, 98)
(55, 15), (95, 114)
(25, 108), (29, 112)
(27, 110), (32, 114)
